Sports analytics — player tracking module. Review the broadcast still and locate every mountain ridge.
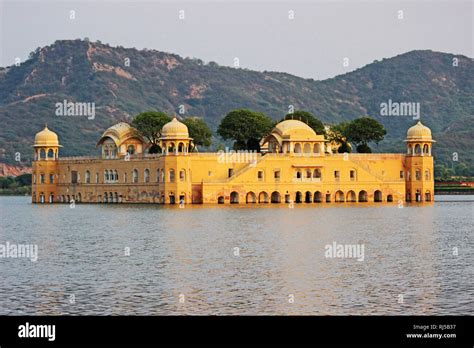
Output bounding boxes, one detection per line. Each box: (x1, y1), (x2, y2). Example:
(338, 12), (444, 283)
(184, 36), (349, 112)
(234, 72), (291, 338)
(0, 39), (472, 174)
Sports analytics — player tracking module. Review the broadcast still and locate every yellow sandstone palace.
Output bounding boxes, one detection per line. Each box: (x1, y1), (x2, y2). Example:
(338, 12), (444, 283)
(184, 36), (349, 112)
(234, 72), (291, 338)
(31, 117), (435, 205)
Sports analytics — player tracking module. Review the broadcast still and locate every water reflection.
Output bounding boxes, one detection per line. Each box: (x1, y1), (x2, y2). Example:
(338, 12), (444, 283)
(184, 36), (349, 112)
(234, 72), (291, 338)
(0, 196), (472, 315)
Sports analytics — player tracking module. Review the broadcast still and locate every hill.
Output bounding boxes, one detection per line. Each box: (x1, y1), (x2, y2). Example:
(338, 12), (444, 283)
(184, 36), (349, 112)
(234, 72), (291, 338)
(0, 39), (472, 174)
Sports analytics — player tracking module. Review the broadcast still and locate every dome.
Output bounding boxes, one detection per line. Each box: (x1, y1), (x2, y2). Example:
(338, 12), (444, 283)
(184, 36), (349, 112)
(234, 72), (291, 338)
(97, 122), (140, 146)
(272, 119), (318, 140)
(161, 117), (189, 139)
(406, 121), (433, 141)
(34, 125), (60, 147)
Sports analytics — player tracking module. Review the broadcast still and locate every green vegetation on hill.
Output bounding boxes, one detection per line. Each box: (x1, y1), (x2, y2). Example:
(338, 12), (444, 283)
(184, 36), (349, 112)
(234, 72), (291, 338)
(0, 39), (472, 175)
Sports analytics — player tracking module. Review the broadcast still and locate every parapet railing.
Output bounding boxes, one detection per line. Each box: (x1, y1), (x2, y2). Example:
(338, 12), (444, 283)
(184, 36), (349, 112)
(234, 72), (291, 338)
(57, 152), (407, 161)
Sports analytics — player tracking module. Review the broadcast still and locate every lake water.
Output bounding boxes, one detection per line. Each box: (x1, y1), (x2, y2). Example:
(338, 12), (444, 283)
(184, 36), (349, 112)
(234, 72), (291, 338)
(0, 196), (472, 315)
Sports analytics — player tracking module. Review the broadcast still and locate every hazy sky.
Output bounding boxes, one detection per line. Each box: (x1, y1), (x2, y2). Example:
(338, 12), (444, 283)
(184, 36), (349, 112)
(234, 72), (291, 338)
(0, 0), (472, 79)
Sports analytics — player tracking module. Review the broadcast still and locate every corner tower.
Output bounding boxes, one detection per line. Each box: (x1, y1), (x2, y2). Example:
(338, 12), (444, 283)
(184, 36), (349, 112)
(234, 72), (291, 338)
(159, 117), (192, 154)
(32, 125), (62, 203)
(159, 117), (193, 204)
(405, 121), (435, 202)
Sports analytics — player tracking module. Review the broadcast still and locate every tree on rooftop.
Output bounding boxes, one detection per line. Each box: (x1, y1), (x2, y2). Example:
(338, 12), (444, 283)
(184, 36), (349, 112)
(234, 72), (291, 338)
(217, 109), (273, 151)
(131, 111), (171, 154)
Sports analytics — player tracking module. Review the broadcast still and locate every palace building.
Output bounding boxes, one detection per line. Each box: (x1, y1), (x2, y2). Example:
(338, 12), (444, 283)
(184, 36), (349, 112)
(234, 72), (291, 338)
(31, 118), (435, 205)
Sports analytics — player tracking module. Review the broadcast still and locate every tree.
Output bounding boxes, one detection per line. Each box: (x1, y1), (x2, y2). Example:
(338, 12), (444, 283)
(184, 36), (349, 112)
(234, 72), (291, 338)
(131, 111), (171, 154)
(217, 109), (273, 151)
(327, 122), (351, 153)
(15, 174), (32, 186)
(283, 110), (326, 136)
(182, 116), (212, 151)
(345, 117), (386, 153)
(356, 144), (372, 153)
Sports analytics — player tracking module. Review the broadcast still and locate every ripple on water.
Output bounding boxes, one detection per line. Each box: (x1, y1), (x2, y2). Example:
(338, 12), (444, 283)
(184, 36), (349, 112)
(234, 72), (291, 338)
(0, 196), (473, 315)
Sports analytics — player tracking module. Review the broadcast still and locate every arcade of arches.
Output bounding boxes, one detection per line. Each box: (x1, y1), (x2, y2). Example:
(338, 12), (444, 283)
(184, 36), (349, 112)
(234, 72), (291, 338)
(221, 189), (415, 204)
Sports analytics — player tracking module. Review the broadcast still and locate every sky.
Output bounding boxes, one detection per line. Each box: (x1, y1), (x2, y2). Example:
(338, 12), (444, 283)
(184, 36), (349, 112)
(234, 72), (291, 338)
(0, 0), (472, 80)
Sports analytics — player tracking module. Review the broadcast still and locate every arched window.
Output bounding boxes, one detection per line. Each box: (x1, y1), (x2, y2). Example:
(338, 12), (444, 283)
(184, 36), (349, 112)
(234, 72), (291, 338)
(144, 169), (150, 183)
(306, 170), (312, 178)
(423, 144), (429, 154)
(132, 169), (138, 183)
(156, 169), (160, 182)
(114, 170), (118, 182)
(313, 143), (321, 154)
(303, 143), (311, 153)
(374, 190), (383, 202)
(358, 190), (368, 202)
(169, 169), (175, 182)
(416, 169), (421, 181)
(230, 191), (239, 204)
(335, 190), (345, 202)
(104, 170), (109, 183)
(47, 149), (55, 159)
(415, 144), (421, 155)
(85, 170), (90, 184)
(313, 169), (321, 179)
(178, 142), (185, 153)
(96, 172), (99, 183)
(296, 171), (302, 179)
(346, 191), (356, 202)
(313, 191), (323, 203)
(246, 192), (257, 203)
(180, 170), (186, 182)
(425, 169), (430, 180)
(127, 145), (135, 155)
(271, 191), (281, 203)
(295, 191), (302, 203)
(258, 192), (269, 203)
(407, 144), (412, 155)
(294, 143), (302, 153)
(111, 145), (117, 158)
(40, 149), (46, 160)
(425, 191), (432, 202)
